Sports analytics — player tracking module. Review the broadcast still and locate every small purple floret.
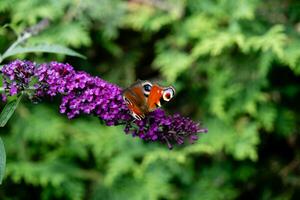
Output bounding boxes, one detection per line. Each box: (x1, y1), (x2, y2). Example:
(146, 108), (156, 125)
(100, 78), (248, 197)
(1, 60), (207, 148)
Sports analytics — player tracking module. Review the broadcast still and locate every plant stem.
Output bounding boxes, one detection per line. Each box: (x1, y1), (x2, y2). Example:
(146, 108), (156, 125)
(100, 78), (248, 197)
(0, 19), (50, 64)
(0, 87), (36, 93)
(0, 32), (31, 64)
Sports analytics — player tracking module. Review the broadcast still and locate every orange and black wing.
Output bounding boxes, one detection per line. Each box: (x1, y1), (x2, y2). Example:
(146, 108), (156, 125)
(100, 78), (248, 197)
(147, 84), (164, 112)
(147, 84), (175, 112)
(122, 81), (149, 120)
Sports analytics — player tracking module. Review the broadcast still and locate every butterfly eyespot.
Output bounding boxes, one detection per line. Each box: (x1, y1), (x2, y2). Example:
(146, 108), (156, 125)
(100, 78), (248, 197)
(142, 81), (153, 96)
(162, 87), (175, 102)
(143, 84), (152, 92)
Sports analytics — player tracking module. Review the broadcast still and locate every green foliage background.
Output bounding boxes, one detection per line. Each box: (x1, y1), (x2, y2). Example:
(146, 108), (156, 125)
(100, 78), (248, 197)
(1, 0), (300, 199)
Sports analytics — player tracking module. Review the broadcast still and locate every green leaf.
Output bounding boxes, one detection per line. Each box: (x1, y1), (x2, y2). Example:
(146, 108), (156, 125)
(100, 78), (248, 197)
(0, 95), (22, 127)
(0, 137), (6, 184)
(1, 43), (86, 60)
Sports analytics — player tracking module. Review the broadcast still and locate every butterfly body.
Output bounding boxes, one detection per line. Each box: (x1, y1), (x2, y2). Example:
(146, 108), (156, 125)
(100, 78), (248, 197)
(122, 80), (175, 120)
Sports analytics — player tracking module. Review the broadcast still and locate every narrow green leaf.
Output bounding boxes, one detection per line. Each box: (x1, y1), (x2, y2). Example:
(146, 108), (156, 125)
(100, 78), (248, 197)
(0, 95), (22, 127)
(0, 137), (6, 184)
(1, 43), (86, 60)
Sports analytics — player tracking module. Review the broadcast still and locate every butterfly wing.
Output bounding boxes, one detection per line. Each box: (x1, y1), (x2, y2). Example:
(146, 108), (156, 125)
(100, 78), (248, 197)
(147, 84), (175, 112)
(122, 82), (149, 120)
(147, 84), (164, 112)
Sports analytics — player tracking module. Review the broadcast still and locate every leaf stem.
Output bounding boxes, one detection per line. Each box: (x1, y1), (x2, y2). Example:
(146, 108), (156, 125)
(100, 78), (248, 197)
(0, 19), (50, 64)
(0, 32), (32, 64)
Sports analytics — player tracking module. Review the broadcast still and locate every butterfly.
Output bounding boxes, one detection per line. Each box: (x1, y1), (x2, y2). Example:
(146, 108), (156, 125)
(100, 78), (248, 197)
(122, 80), (175, 120)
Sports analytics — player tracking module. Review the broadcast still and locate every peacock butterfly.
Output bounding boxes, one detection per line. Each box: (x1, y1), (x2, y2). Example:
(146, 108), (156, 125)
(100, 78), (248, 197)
(122, 80), (175, 120)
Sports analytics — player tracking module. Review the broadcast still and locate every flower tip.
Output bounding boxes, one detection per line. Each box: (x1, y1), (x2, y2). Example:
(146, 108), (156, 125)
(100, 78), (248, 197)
(200, 128), (208, 133)
(1, 94), (7, 102)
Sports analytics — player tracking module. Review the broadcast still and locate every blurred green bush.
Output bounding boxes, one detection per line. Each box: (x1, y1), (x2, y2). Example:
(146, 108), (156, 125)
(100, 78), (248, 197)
(0, 0), (300, 199)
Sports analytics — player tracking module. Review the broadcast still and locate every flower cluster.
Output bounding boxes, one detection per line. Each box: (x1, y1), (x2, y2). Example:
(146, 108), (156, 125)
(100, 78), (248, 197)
(1, 60), (35, 100)
(125, 109), (207, 149)
(1, 60), (207, 148)
(33, 62), (131, 124)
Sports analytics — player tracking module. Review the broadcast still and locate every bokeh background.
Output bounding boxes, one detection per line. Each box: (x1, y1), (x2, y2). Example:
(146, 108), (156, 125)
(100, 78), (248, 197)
(1, 0), (300, 199)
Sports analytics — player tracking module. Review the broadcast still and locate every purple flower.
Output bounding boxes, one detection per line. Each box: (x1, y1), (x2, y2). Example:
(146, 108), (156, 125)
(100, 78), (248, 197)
(124, 109), (207, 149)
(1, 60), (35, 96)
(1, 60), (207, 148)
